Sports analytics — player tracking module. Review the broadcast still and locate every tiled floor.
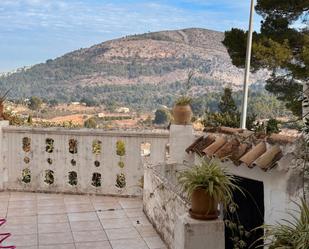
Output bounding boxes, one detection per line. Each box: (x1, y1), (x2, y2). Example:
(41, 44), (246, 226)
(0, 192), (167, 249)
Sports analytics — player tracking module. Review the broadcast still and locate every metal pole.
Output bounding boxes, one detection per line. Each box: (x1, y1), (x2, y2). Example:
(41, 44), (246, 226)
(240, 0), (255, 129)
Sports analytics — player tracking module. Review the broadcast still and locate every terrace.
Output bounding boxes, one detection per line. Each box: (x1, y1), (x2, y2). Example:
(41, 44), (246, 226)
(0, 191), (166, 249)
(0, 122), (169, 249)
(0, 121), (306, 249)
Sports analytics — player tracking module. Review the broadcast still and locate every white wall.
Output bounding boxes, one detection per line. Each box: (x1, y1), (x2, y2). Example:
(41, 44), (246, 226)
(218, 161), (302, 225)
(1, 126), (168, 196)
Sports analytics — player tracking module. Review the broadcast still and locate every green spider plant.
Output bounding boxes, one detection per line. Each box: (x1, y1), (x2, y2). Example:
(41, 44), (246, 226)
(177, 159), (240, 207)
(256, 199), (309, 249)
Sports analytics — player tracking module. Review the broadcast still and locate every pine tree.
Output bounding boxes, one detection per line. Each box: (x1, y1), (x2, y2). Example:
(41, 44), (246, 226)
(218, 88), (238, 114)
(203, 88), (256, 129)
(223, 0), (309, 117)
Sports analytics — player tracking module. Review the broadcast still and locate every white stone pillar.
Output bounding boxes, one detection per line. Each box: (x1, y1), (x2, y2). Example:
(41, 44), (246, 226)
(0, 121), (9, 190)
(168, 125), (195, 164)
(175, 214), (225, 249)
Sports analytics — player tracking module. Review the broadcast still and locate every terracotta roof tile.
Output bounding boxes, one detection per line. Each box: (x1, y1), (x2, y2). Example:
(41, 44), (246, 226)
(214, 138), (240, 159)
(267, 134), (296, 144)
(252, 145), (283, 171)
(186, 131), (297, 173)
(203, 136), (227, 157)
(239, 142), (267, 167)
(203, 126), (245, 135)
(186, 135), (216, 155)
(186, 136), (204, 154)
(238, 130), (255, 139)
(203, 127), (218, 133)
(230, 143), (252, 165)
(218, 127), (244, 135)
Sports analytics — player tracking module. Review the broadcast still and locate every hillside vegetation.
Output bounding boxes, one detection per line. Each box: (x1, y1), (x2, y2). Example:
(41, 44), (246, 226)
(0, 28), (268, 103)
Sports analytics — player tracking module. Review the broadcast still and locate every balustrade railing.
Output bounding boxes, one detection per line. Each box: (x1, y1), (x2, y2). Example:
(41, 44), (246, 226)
(1, 127), (169, 196)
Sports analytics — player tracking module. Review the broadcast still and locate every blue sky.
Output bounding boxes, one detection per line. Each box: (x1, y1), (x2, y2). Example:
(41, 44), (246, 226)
(0, 0), (261, 72)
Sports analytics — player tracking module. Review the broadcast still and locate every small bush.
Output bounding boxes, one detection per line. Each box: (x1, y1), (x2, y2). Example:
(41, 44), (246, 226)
(259, 199), (309, 249)
(84, 117), (97, 128)
(266, 118), (280, 134)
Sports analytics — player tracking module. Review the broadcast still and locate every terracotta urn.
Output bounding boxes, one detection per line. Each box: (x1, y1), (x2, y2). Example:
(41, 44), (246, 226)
(172, 104), (192, 125)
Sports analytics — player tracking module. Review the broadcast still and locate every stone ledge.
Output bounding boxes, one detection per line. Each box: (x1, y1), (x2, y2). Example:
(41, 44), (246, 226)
(175, 213), (225, 249)
(2, 126), (169, 138)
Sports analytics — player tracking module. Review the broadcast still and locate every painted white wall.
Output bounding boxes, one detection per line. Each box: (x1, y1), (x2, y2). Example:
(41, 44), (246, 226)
(218, 161), (302, 225)
(168, 125), (195, 165)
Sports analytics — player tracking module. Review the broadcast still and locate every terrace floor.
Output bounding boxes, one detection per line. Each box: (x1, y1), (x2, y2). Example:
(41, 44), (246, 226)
(0, 191), (167, 249)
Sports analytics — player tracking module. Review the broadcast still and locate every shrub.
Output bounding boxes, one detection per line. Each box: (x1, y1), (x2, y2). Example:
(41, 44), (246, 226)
(266, 118), (280, 134)
(84, 117), (97, 128)
(153, 109), (170, 124)
(259, 199), (309, 249)
(29, 96), (43, 110)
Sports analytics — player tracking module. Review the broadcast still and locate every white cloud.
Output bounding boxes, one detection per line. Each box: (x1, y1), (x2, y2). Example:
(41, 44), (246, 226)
(0, 0), (258, 35)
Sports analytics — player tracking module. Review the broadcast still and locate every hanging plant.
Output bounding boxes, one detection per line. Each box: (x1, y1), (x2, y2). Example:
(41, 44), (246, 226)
(224, 203), (252, 249)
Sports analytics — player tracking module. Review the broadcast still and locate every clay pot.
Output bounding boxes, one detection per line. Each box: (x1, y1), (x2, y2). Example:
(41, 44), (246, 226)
(172, 104), (192, 125)
(189, 188), (219, 220)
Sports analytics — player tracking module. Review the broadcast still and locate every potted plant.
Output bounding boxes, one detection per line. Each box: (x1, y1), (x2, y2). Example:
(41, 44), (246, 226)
(257, 199), (309, 249)
(173, 96), (193, 125)
(178, 159), (238, 220)
(172, 70), (194, 125)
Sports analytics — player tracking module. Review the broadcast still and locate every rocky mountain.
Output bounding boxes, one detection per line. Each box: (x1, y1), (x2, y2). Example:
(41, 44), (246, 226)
(0, 28), (268, 105)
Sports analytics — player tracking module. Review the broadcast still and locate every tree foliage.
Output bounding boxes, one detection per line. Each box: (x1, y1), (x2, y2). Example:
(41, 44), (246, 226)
(223, 0), (309, 117)
(84, 117), (97, 128)
(29, 96), (43, 110)
(218, 88), (238, 114)
(202, 88), (256, 130)
(153, 109), (170, 125)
